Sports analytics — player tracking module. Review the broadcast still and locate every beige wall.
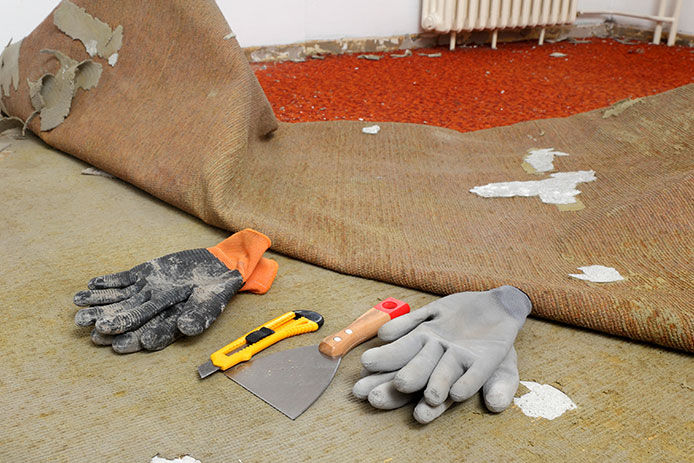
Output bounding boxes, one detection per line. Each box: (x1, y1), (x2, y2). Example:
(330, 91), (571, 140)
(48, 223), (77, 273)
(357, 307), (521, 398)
(0, 1), (692, 49)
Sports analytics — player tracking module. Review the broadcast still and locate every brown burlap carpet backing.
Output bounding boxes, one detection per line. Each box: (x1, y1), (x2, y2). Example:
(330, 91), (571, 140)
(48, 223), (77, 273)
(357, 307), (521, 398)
(3, 0), (692, 351)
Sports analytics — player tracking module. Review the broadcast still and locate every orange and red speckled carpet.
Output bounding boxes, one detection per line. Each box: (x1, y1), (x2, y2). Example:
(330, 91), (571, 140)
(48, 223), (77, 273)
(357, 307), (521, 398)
(254, 38), (694, 132)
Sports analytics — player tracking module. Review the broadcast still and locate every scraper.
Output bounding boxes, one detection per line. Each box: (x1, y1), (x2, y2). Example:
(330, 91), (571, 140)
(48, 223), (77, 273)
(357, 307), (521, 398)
(225, 297), (410, 419)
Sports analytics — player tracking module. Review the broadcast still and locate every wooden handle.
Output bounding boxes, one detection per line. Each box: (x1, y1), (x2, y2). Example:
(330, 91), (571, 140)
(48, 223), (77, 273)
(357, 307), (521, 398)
(318, 298), (410, 358)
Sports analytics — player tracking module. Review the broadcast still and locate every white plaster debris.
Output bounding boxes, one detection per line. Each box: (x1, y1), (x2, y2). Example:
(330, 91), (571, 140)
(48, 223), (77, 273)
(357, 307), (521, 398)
(514, 381), (577, 420)
(470, 170), (596, 204)
(524, 148), (569, 172)
(108, 53), (118, 66)
(151, 455), (201, 463)
(569, 265), (624, 283)
(550, 52), (567, 58)
(81, 167), (115, 178)
(224, 31), (236, 40)
(362, 125), (381, 135)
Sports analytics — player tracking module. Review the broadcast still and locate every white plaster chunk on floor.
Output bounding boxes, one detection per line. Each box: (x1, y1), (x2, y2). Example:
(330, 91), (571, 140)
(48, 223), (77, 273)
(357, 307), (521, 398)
(108, 53), (118, 66)
(524, 148), (569, 172)
(151, 456), (201, 463)
(470, 170), (596, 204)
(362, 124), (381, 134)
(569, 265), (624, 283)
(81, 166), (115, 178)
(514, 381), (577, 420)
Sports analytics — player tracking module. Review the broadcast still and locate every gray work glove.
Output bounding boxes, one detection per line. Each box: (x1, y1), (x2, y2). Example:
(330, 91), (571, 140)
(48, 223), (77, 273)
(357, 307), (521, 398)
(352, 286), (531, 423)
(73, 229), (277, 353)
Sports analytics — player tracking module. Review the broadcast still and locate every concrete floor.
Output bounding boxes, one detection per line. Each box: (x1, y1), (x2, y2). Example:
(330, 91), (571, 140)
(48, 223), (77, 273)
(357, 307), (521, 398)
(1, 128), (692, 462)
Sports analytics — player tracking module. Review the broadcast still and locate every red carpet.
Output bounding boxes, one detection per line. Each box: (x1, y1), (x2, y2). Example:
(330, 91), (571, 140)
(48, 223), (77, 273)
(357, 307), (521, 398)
(254, 38), (694, 132)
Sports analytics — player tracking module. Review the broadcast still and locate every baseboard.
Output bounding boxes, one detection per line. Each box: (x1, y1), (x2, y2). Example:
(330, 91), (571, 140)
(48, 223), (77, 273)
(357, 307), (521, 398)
(243, 23), (693, 63)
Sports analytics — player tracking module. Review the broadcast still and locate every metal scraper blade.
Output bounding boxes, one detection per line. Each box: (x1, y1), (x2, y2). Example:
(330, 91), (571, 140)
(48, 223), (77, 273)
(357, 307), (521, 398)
(225, 345), (341, 420)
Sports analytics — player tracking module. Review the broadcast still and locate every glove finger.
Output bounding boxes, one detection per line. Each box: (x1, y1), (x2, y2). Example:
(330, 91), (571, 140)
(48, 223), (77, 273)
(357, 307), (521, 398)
(111, 331), (143, 354)
(413, 397), (455, 424)
(423, 349), (465, 406)
(87, 269), (136, 289)
(393, 340), (445, 393)
(360, 332), (425, 372)
(74, 284), (139, 307)
(450, 350), (508, 402)
(353, 371), (397, 400)
(90, 328), (114, 346)
(140, 303), (187, 351)
(96, 286), (190, 334)
(74, 290), (149, 326)
(482, 346), (519, 413)
(367, 381), (417, 410)
(377, 304), (437, 342)
(177, 281), (239, 336)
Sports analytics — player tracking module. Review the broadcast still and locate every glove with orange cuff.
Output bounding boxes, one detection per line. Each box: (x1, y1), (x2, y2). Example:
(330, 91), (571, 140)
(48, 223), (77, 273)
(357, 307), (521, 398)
(73, 229), (278, 353)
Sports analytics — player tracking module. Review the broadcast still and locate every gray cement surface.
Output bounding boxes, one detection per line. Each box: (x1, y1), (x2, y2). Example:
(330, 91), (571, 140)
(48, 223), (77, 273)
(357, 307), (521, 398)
(1, 130), (691, 462)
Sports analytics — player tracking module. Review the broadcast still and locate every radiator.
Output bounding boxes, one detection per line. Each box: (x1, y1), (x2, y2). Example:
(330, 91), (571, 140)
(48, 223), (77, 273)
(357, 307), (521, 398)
(421, 0), (578, 49)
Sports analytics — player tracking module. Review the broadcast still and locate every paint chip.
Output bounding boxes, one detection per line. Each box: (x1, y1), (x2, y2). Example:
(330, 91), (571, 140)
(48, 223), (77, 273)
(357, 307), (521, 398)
(550, 52), (567, 58)
(358, 54), (382, 61)
(470, 170), (596, 205)
(391, 49), (412, 58)
(151, 456), (201, 463)
(418, 52), (442, 57)
(523, 148), (569, 173)
(362, 125), (381, 135)
(514, 381), (576, 420)
(224, 31), (236, 40)
(108, 53), (118, 66)
(569, 265), (624, 283)
(53, 0), (123, 62)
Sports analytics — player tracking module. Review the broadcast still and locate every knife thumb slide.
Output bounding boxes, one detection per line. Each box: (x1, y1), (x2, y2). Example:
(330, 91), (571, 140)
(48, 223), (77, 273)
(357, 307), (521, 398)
(318, 298), (410, 358)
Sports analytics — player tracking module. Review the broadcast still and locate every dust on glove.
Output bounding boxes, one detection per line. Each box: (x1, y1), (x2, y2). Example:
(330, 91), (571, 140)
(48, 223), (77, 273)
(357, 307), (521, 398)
(74, 229), (277, 352)
(352, 286), (531, 423)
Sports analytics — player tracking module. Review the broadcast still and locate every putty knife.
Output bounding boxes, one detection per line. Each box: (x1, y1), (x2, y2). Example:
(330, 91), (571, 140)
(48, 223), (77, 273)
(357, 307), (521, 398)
(225, 297), (410, 419)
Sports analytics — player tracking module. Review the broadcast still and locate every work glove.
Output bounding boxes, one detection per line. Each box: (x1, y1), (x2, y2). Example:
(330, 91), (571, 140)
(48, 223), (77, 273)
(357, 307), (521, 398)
(74, 229), (278, 353)
(352, 286), (531, 423)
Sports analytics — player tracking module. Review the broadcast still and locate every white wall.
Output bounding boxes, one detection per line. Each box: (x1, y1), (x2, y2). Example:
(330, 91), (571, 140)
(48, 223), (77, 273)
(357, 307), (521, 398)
(0, 0), (692, 49)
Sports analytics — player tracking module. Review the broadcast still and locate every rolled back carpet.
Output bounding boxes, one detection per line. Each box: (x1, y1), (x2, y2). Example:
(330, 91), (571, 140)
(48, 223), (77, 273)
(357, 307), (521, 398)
(1, 0), (692, 351)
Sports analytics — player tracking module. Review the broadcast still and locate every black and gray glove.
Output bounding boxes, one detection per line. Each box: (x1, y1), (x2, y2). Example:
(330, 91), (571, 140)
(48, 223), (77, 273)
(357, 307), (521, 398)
(74, 229), (277, 353)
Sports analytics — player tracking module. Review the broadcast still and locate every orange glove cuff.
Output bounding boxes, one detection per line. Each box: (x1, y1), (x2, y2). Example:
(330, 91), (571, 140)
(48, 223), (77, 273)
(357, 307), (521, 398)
(207, 229), (272, 281)
(239, 257), (278, 294)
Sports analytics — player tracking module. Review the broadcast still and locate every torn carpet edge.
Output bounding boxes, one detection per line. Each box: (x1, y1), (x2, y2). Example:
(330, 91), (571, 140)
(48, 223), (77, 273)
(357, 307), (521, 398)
(53, 0), (123, 65)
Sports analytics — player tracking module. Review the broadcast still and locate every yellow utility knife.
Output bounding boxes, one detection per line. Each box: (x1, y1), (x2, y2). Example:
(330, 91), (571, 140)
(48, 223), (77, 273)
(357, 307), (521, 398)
(197, 310), (324, 379)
